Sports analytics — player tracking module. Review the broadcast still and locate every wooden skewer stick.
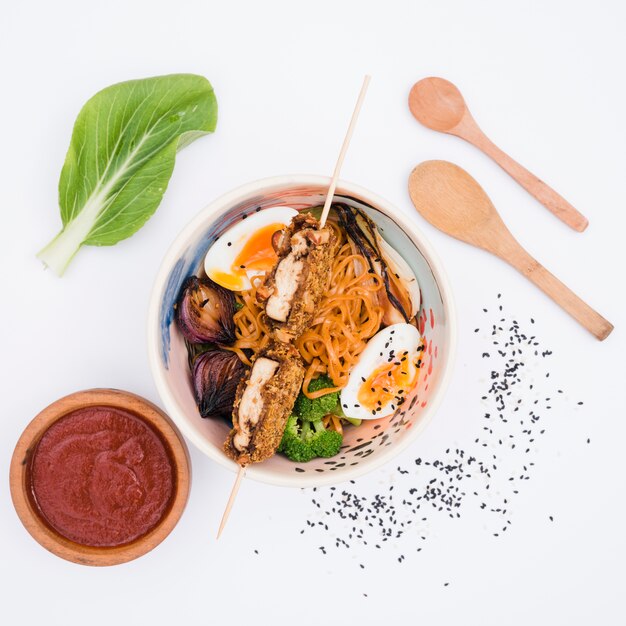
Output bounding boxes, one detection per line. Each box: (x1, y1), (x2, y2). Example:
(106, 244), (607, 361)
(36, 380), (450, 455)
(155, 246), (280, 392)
(216, 75), (371, 540)
(319, 75), (371, 228)
(217, 465), (246, 539)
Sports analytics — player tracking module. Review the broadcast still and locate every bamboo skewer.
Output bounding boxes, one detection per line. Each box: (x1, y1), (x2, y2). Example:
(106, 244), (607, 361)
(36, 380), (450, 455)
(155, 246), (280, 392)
(216, 75), (371, 539)
(319, 74), (371, 228)
(216, 465), (245, 539)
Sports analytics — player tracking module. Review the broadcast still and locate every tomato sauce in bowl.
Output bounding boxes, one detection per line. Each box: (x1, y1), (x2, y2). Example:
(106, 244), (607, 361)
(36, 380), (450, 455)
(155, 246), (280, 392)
(28, 406), (175, 547)
(10, 389), (190, 566)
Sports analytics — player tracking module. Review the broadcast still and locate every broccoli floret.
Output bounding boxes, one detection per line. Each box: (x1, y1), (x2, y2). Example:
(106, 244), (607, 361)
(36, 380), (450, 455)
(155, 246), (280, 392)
(279, 414), (343, 463)
(311, 421), (343, 458)
(279, 415), (315, 462)
(294, 375), (340, 422)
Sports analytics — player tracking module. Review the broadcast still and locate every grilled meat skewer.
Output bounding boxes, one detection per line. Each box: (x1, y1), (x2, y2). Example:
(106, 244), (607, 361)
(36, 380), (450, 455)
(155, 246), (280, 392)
(257, 213), (335, 343)
(224, 341), (304, 465)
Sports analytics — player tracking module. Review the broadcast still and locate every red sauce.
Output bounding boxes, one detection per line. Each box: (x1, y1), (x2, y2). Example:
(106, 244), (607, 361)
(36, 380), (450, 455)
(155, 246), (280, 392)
(28, 406), (175, 547)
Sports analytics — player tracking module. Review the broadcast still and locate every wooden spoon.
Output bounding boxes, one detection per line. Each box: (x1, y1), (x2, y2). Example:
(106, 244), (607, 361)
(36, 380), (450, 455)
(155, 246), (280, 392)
(408, 77), (589, 232)
(408, 160), (612, 340)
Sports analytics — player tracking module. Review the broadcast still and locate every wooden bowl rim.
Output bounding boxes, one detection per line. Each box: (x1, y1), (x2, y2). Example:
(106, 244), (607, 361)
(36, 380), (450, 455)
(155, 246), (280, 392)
(9, 388), (191, 567)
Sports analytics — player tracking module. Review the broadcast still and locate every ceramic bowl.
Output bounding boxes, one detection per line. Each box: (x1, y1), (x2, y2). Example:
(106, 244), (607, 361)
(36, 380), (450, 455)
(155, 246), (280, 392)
(147, 175), (456, 487)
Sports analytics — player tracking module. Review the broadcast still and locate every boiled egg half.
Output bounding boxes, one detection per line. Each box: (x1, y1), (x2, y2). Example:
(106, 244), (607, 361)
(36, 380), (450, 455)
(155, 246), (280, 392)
(340, 323), (423, 420)
(204, 207), (298, 291)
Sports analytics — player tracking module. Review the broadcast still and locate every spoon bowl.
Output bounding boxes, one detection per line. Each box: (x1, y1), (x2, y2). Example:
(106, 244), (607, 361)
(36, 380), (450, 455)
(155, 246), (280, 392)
(409, 160), (612, 340)
(408, 77), (468, 133)
(408, 160), (496, 245)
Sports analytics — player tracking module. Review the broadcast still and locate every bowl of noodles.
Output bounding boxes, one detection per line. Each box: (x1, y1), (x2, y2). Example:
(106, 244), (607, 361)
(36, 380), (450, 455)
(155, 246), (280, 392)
(148, 175), (456, 487)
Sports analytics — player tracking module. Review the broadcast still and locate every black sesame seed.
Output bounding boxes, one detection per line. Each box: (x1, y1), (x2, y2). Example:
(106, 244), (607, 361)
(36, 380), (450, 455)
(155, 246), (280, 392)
(294, 293), (563, 571)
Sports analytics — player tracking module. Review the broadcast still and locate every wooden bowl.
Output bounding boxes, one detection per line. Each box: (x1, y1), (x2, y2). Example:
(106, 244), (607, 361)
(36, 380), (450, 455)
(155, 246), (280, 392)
(9, 388), (190, 566)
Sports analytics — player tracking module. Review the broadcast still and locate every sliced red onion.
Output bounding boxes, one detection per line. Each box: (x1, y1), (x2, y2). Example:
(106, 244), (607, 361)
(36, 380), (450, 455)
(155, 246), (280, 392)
(175, 276), (236, 345)
(193, 350), (247, 418)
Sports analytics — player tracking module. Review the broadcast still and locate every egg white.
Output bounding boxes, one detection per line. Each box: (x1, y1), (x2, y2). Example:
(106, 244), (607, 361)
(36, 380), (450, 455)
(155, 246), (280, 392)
(204, 206), (298, 291)
(340, 323), (422, 420)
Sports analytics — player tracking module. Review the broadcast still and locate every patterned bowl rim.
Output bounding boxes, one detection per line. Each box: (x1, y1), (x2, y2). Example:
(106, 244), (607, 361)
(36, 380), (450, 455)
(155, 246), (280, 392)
(147, 174), (457, 487)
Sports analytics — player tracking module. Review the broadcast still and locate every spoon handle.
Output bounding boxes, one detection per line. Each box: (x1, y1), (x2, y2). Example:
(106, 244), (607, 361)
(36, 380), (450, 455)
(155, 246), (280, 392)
(457, 122), (589, 232)
(503, 240), (613, 340)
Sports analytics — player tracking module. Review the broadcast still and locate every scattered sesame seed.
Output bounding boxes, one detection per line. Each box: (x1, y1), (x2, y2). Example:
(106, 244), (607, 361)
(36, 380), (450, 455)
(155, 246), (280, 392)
(295, 293), (568, 571)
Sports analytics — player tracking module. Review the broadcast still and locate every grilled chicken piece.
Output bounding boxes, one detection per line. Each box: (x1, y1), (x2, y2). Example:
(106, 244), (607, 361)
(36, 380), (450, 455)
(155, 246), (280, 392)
(258, 213), (334, 342)
(224, 342), (305, 465)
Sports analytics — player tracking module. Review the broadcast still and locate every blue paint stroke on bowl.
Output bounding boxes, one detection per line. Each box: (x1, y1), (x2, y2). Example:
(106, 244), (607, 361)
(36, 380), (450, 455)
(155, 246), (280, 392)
(159, 255), (186, 368)
(159, 243), (212, 368)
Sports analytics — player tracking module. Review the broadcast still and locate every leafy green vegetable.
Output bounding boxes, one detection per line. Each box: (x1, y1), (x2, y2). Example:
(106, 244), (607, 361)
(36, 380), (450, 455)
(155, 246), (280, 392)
(37, 74), (218, 275)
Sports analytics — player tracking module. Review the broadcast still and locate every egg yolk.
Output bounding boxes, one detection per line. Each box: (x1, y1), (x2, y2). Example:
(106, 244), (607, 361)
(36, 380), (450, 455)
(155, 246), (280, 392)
(234, 223), (283, 272)
(209, 270), (245, 291)
(210, 223), (284, 291)
(357, 354), (419, 415)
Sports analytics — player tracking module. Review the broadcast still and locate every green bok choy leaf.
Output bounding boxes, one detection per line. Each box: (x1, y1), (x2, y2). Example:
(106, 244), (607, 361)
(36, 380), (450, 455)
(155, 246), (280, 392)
(37, 74), (217, 275)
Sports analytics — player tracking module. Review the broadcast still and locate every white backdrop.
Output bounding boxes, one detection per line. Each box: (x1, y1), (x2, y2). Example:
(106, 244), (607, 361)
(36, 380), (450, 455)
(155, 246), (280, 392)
(1, 1), (625, 624)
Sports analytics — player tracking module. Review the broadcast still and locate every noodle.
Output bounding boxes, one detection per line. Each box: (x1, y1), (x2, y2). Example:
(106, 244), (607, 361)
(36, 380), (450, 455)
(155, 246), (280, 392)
(223, 283), (272, 367)
(227, 219), (385, 397)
